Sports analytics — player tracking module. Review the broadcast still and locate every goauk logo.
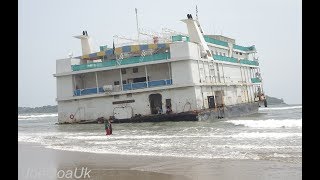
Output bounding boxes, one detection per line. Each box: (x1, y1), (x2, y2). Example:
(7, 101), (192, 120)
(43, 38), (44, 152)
(23, 167), (91, 179)
(57, 167), (91, 179)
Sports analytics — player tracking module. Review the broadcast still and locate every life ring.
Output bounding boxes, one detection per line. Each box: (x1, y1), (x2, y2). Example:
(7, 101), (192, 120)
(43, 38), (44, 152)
(70, 114), (75, 119)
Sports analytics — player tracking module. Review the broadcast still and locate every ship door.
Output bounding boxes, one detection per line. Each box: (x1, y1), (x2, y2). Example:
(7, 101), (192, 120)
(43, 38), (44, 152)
(207, 96), (215, 108)
(149, 94), (162, 114)
(214, 91), (224, 107)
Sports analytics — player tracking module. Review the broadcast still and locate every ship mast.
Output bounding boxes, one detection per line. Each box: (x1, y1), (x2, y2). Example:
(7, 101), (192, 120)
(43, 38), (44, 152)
(196, 5), (198, 20)
(135, 8), (140, 44)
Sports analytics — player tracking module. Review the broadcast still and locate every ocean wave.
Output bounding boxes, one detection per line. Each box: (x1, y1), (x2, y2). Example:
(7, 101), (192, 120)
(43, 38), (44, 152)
(64, 135), (226, 140)
(42, 145), (261, 160)
(231, 132), (301, 139)
(259, 105), (302, 111)
(226, 119), (302, 128)
(18, 133), (301, 162)
(18, 113), (58, 120)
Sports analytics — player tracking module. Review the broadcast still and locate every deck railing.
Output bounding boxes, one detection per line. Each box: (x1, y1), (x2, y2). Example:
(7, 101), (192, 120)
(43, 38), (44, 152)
(74, 79), (173, 96)
(251, 77), (262, 83)
(239, 59), (259, 66)
(213, 55), (259, 66)
(72, 52), (170, 71)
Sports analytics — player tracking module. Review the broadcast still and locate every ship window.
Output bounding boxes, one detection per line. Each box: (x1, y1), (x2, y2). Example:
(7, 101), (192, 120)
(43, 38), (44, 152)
(122, 80), (127, 84)
(133, 67), (139, 73)
(114, 95), (119, 99)
(127, 93), (132, 98)
(219, 52), (222, 55)
(223, 53), (226, 56)
(240, 52), (242, 55)
(114, 81), (120, 85)
(236, 52), (238, 54)
(215, 51), (218, 54)
(121, 69), (126, 74)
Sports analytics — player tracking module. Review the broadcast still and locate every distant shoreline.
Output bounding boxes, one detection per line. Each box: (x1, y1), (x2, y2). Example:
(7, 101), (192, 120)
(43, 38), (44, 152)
(18, 96), (285, 114)
(18, 105), (57, 114)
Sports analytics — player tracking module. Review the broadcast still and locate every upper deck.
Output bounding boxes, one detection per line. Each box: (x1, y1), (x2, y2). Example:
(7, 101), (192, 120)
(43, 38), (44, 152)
(55, 34), (259, 77)
(54, 16), (263, 101)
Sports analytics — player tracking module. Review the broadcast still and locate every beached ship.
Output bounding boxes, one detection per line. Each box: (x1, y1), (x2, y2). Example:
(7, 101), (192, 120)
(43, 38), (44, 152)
(54, 14), (267, 124)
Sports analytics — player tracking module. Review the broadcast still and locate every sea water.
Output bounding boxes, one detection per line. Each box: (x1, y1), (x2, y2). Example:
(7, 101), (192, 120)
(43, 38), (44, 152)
(18, 104), (302, 164)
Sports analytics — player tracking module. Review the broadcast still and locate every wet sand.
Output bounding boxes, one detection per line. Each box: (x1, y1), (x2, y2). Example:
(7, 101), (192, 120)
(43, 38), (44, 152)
(18, 142), (301, 180)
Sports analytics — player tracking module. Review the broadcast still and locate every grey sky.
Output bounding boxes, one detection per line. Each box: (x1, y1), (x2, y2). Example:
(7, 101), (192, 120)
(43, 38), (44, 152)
(18, 0), (301, 107)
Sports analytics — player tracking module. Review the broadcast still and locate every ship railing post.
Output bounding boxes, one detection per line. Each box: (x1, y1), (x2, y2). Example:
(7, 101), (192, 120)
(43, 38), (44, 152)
(145, 65), (149, 88)
(119, 68), (123, 91)
(95, 72), (99, 94)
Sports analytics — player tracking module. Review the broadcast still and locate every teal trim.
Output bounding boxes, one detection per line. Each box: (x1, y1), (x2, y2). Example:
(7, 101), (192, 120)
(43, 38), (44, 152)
(213, 55), (238, 63)
(234, 44), (256, 51)
(172, 35), (256, 51)
(239, 59), (259, 66)
(213, 55), (259, 66)
(171, 35), (190, 42)
(99, 45), (108, 51)
(251, 77), (261, 83)
(72, 53), (170, 71)
(203, 35), (228, 47)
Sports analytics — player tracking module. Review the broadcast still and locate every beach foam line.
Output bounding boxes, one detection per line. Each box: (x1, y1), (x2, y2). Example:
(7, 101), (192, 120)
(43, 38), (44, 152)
(226, 119), (302, 128)
(259, 105), (302, 111)
(43, 145), (261, 160)
(19, 131), (302, 144)
(86, 141), (301, 150)
(18, 113), (58, 120)
(64, 135), (229, 140)
(231, 132), (301, 139)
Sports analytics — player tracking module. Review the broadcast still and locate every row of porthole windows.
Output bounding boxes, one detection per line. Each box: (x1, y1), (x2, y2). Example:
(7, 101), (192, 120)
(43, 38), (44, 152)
(114, 93), (132, 99)
(121, 67), (139, 75)
(210, 50), (226, 56)
(210, 50), (243, 57)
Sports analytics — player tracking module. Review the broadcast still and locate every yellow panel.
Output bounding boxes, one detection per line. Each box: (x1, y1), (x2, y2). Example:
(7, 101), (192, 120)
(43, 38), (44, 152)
(115, 47), (122, 54)
(97, 51), (105, 56)
(82, 54), (89, 59)
(148, 44), (157, 49)
(131, 45), (140, 52)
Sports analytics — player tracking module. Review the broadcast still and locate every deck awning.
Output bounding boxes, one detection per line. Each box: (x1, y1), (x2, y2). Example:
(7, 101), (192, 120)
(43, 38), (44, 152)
(75, 43), (170, 60)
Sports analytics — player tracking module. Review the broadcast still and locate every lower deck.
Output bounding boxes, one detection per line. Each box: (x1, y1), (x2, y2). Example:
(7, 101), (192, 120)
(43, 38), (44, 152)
(58, 102), (260, 124)
(57, 84), (260, 123)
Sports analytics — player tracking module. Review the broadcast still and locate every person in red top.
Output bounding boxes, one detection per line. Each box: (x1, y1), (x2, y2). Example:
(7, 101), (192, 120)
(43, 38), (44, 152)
(105, 119), (112, 135)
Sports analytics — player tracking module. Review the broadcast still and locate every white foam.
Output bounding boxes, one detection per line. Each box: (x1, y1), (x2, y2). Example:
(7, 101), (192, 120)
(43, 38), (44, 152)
(18, 132), (301, 161)
(231, 132), (302, 139)
(42, 145), (261, 160)
(259, 105), (302, 111)
(65, 135), (225, 140)
(272, 153), (292, 158)
(227, 119), (302, 128)
(213, 145), (301, 149)
(18, 113), (58, 120)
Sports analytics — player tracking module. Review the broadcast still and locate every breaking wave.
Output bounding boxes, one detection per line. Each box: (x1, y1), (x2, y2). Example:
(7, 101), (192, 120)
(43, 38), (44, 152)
(18, 113), (58, 120)
(226, 119), (302, 128)
(259, 105), (302, 111)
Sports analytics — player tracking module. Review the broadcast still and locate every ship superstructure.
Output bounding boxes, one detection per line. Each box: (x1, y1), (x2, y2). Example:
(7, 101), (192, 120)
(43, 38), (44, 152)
(54, 14), (265, 123)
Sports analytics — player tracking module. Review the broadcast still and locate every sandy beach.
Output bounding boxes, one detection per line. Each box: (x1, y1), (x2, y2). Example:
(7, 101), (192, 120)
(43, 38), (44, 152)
(18, 142), (301, 180)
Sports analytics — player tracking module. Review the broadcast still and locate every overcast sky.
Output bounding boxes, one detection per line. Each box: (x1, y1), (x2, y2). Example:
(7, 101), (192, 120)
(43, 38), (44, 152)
(18, 0), (301, 107)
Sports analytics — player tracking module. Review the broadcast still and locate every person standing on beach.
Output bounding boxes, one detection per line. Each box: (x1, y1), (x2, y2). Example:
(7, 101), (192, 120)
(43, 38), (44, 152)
(105, 119), (112, 135)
